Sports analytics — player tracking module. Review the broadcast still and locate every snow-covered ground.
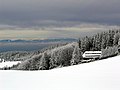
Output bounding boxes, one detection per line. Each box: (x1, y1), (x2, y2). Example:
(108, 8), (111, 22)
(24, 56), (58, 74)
(0, 61), (21, 68)
(0, 56), (120, 90)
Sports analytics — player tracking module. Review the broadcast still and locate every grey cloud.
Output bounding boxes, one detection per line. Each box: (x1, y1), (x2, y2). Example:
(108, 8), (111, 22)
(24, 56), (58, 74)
(0, 0), (120, 27)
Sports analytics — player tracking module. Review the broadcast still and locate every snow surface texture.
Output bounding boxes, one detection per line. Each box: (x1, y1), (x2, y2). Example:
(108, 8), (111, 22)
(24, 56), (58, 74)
(0, 61), (21, 68)
(0, 56), (120, 90)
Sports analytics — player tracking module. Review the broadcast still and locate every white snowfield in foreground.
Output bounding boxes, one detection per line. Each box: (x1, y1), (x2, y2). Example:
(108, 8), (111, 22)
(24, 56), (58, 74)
(0, 61), (21, 68)
(0, 56), (120, 90)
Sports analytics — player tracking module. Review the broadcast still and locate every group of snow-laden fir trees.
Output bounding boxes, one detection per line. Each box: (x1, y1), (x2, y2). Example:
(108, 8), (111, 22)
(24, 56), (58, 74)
(78, 30), (120, 58)
(0, 29), (120, 70)
(15, 43), (83, 70)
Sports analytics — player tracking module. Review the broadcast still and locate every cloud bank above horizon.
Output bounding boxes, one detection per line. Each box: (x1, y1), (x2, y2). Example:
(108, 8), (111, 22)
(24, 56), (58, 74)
(0, 0), (120, 39)
(0, 24), (119, 40)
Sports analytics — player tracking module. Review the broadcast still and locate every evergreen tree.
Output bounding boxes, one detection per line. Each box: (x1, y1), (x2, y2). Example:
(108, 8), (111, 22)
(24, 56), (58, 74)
(101, 32), (107, 49)
(49, 43), (74, 69)
(85, 36), (90, 51)
(88, 37), (93, 50)
(95, 33), (101, 50)
(113, 33), (120, 45)
(39, 52), (50, 70)
(92, 35), (96, 50)
(108, 30), (114, 46)
(81, 36), (90, 52)
(78, 38), (81, 49)
(71, 45), (82, 65)
(81, 38), (86, 52)
(118, 38), (120, 54)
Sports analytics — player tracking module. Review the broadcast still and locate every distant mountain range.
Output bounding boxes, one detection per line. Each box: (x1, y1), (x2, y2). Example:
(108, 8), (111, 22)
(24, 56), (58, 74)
(0, 38), (77, 43)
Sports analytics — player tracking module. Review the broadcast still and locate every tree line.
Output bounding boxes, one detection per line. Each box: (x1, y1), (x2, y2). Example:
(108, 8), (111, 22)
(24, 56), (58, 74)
(78, 29), (120, 52)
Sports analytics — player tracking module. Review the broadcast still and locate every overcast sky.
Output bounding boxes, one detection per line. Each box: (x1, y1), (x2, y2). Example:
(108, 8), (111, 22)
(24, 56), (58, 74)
(0, 0), (120, 39)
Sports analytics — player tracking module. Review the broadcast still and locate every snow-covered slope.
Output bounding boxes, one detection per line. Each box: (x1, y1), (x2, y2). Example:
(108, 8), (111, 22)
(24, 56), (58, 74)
(0, 56), (120, 90)
(0, 61), (21, 68)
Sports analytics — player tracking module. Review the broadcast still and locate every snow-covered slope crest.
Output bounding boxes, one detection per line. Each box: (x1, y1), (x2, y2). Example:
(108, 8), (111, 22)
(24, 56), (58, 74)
(0, 56), (120, 90)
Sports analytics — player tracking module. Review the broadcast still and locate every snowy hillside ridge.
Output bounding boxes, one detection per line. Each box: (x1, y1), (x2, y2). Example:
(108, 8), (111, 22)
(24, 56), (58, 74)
(0, 56), (120, 90)
(15, 42), (79, 70)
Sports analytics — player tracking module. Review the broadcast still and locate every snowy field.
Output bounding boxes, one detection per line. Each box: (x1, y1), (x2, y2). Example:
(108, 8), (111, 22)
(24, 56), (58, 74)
(0, 56), (120, 90)
(0, 61), (21, 68)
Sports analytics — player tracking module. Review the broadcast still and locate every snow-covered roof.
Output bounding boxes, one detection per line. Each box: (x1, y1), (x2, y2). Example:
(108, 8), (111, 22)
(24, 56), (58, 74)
(84, 51), (102, 54)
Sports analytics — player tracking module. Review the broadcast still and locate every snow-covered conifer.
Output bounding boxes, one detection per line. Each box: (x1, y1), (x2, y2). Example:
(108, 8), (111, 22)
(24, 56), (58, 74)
(71, 44), (82, 65)
(39, 52), (50, 70)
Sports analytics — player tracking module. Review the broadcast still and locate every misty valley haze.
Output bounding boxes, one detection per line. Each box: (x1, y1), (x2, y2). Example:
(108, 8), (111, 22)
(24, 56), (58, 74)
(0, 38), (76, 52)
